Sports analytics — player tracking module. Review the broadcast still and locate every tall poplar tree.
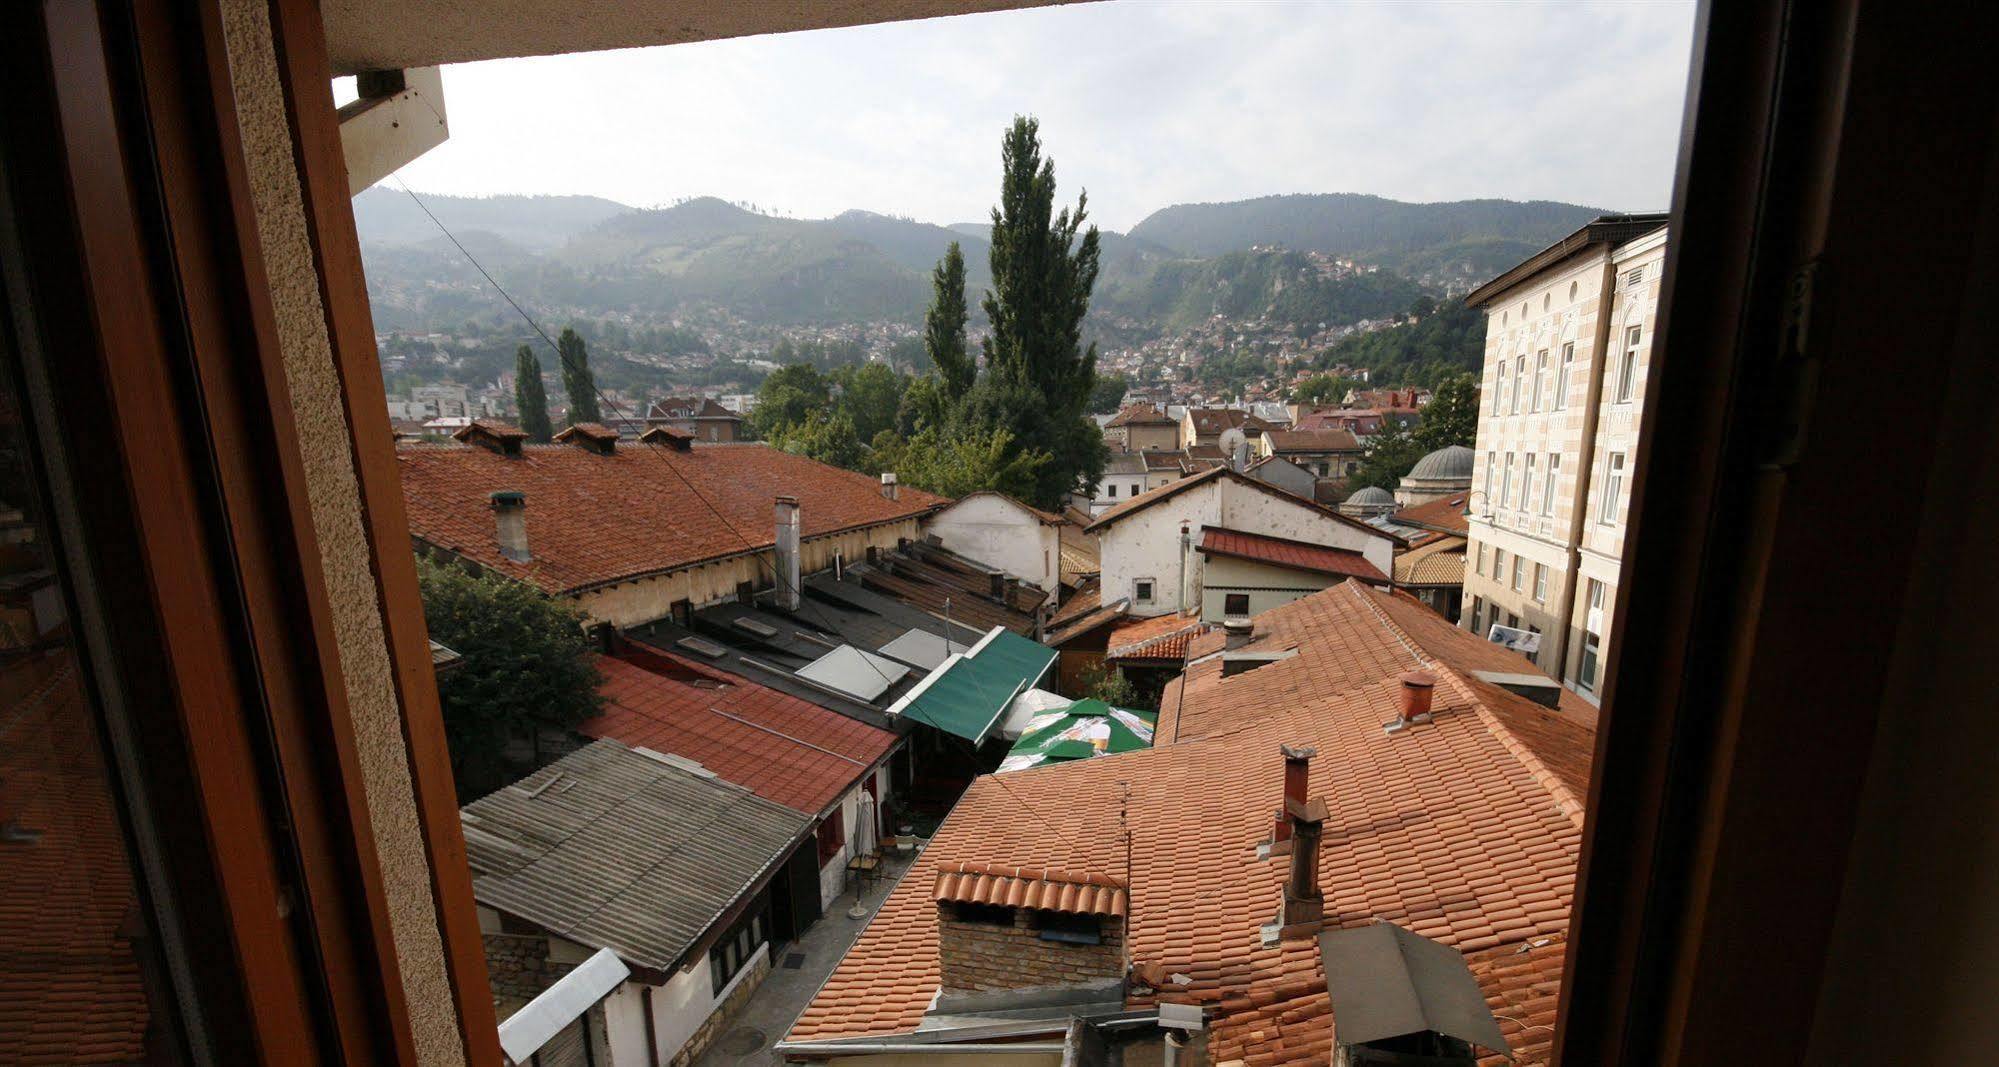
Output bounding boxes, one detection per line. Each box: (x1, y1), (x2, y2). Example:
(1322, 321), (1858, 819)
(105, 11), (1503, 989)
(513, 344), (553, 442)
(924, 242), (975, 399)
(557, 327), (601, 425)
(972, 116), (1108, 508)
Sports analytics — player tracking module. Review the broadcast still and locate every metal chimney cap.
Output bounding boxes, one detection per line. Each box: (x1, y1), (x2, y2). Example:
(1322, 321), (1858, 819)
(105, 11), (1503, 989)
(489, 490), (526, 508)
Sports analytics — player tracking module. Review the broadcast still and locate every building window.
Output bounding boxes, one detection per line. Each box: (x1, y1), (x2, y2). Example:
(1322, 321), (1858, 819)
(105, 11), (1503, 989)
(1512, 555), (1526, 592)
(710, 910), (768, 996)
(1556, 342), (1574, 410)
(1543, 454), (1561, 515)
(1578, 579), (1606, 691)
(1485, 451), (1496, 500)
(1618, 325), (1641, 402)
(953, 902), (1015, 927)
(1224, 593), (1251, 617)
(1493, 548), (1505, 580)
(1532, 350), (1547, 411)
(1523, 454), (1537, 512)
(1534, 563), (1548, 602)
(1500, 453), (1513, 508)
(1513, 356), (1527, 414)
(816, 813), (847, 864)
(1494, 363), (1508, 413)
(1106, 483), (1117, 498)
(1470, 596), (1484, 633)
(1476, 544), (1486, 576)
(1135, 579), (1155, 603)
(1600, 453), (1626, 525)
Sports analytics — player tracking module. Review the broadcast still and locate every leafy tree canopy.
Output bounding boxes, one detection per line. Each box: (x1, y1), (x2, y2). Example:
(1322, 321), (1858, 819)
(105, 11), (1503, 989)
(1315, 299), (1485, 390)
(557, 326), (601, 424)
(1413, 372), (1479, 452)
(1291, 373), (1367, 406)
(1346, 417), (1432, 493)
(1088, 373), (1130, 414)
(513, 344), (553, 442)
(416, 556), (603, 798)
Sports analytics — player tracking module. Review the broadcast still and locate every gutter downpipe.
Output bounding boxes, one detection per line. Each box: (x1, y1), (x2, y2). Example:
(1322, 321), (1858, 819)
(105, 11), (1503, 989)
(1550, 253), (1622, 684)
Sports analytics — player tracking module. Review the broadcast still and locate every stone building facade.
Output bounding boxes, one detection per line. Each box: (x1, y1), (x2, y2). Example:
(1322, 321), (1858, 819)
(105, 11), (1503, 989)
(936, 901), (1126, 994)
(1460, 218), (1667, 704)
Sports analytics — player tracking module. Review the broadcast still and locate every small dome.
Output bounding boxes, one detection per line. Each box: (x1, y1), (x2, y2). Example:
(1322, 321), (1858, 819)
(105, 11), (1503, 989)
(1407, 444), (1475, 482)
(1347, 486), (1394, 505)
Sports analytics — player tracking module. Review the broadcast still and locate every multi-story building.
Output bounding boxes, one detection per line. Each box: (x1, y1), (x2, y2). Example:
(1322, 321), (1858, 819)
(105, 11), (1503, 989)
(1459, 214), (1667, 704)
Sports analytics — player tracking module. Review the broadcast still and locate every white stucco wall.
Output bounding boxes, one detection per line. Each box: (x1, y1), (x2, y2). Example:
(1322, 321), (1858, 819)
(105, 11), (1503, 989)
(1197, 554), (1341, 622)
(1095, 476), (1394, 618)
(923, 495), (1062, 593)
(602, 941), (769, 1067)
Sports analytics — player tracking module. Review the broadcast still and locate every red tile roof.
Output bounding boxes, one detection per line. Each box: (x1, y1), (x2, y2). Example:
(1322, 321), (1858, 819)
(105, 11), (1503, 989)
(1263, 428), (1363, 454)
(0, 657), (154, 1063)
(396, 440), (948, 595)
(1106, 613), (1210, 663)
(933, 861), (1128, 918)
(1199, 526), (1389, 584)
(1186, 408), (1275, 435)
(1106, 403), (1176, 427)
(646, 396), (739, 421)
(788, 582), (1593, 1063)
(1393, 492), (1472, 537)
(580, 650), (897, 816)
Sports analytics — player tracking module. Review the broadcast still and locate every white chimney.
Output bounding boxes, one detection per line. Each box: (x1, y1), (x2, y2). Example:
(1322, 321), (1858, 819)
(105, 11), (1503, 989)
(774, 495), (801, 612)
(490, 491), (529, 562)
(880, 471), (899, 501)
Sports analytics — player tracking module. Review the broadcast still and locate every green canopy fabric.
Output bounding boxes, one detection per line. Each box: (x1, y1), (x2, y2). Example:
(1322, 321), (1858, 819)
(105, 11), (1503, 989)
(998, 698), (1157, 773)
(886, 627), (1057, 745)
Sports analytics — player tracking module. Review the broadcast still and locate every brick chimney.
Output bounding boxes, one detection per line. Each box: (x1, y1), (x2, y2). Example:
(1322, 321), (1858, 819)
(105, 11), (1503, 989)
(774, 495), (801, 613)
(1385, 671), (1436, 734)
(880, 471), (899, 501)
(490, 491), (529, 562)
(1270, 744), (1315, 848)
(1274, 760), (1328, 939)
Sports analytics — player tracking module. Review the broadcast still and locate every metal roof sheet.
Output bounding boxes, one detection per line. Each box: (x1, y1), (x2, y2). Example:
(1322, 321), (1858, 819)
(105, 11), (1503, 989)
(795, 645), (910, 701)
(1318, 921), (1510, 1054)
(460, 739), (809, 971)
(886, 627), (1057, 744)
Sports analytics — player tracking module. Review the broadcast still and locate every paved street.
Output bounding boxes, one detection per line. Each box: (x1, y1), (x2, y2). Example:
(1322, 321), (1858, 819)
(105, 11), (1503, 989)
(692, 848), (918, 1066)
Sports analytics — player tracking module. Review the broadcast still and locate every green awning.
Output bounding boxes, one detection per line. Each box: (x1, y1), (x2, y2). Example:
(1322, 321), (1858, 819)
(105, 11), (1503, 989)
(886, 627), (1057, 744)
(997, 698), (1157, 773)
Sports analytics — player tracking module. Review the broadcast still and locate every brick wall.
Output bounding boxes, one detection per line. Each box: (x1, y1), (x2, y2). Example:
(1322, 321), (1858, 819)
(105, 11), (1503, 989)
(936, 904), (1124, 993)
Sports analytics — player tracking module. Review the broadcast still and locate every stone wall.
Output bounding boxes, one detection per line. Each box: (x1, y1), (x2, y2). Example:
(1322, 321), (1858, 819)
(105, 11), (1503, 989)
(669, 950), (772, 1067)
(937, 904), (1124, 993)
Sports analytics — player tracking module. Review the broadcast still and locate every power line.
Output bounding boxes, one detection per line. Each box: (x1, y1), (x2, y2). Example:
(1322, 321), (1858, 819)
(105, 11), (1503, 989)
(390, 179), (913, 696)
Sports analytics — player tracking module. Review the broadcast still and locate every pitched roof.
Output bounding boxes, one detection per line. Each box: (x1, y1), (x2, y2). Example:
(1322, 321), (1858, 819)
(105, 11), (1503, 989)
(1085, 466), (1400, 547)
(396, 440), (947, 595)
(1395, 536), (1468, 588)
(1393, 492), (1472, 537)
(937, 490), (1064, 526)
(886, 627), (1058, 743)
(582, 651), (897, 816)
(1106, 613), (1209, 663)
(460, 739), (809, 972)
(1106, 403), (1177, 427)
(787, 582), (1593, 1063)
(1185, 407), (1275, 435)
(645, 396), (739, 421)
(1199, 526), (1389, 584)
(1264, 428), (1364, 453)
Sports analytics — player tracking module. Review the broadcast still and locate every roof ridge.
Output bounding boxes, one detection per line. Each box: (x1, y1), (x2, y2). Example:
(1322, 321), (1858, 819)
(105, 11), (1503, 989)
(1429, 663), (1588, 830)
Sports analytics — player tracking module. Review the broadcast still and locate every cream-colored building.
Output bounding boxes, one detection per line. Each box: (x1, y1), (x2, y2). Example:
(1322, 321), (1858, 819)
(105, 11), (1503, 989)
(1459, 216), (1667, 704)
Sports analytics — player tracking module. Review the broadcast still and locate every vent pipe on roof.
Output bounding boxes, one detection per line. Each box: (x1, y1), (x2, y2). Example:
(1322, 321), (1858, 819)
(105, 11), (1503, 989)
(1385, 671), (1436, 734)
(880, 471), (899, 501)
(490, 491), (530, 562)
(1224, 618), (1254, 650)
(1278, 789), (1327, 938)
(774, 495), (801, 613)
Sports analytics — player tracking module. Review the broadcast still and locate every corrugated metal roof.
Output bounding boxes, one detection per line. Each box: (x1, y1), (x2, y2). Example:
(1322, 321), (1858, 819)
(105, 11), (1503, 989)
(886, 627), (1057, 743)
(460, 739), (809, 971)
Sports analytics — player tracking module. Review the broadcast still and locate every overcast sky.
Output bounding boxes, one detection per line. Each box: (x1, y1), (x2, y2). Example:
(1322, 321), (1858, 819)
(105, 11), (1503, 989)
(368, 1), (1697, 233)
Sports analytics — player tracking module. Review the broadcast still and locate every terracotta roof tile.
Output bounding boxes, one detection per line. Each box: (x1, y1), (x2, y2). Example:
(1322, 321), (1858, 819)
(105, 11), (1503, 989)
(1106, 614), (1210, 663)
(789, 580), (1592, 1064)
(933, 861), (1128, 917)
(397, 440), (947, 595)
(1393, 492), (1472, 536)
(1263, 428), (1363, 453)
(1200, 526), (1389, 583)
(1106, 403), (1176, 427)
(581, 650), (896, 815)
(1394, 536), (1468, 587)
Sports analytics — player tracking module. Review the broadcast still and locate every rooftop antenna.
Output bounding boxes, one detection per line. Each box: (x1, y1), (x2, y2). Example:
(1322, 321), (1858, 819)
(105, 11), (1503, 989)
(943, 596), (954, 655)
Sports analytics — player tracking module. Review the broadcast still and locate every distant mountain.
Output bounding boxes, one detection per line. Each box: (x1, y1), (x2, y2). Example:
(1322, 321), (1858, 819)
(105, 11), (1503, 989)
(1129, 194), (1606, 285)
(1098, 249), (1426, 332)
(353, 189), (633, 250)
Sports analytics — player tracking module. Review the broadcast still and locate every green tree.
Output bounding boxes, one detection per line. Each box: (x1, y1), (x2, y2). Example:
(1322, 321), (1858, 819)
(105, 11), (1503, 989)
(557, 327), (601, 424)
(1078, 662), (1139, 708)
(973, 116), (1109, 508)
(1087, 373), (1129, 414)
(1347, 418), (1432, 493)
(831, 362), (908, 443)
(924, 242), (976, 399)
(513, 344), (553, 442)
(869, 425), (1051, 501)
(772, 410), (867, 470)
(750, 363), (832, 439)
(415, 556), (603, 798)
(1291, 373), (1364, 406)
(1413, 373), (1479, 451)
